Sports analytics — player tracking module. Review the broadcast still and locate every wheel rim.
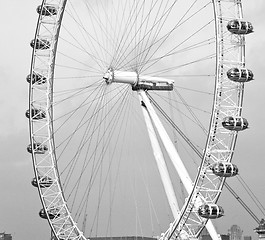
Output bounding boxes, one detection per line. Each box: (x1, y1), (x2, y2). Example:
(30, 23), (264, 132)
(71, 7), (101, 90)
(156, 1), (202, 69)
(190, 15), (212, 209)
(27, 1), (248, 239)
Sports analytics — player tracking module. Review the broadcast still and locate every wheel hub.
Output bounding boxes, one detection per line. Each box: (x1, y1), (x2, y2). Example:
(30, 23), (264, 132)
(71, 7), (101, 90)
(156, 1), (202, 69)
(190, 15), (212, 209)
(103, 68), (174, 91)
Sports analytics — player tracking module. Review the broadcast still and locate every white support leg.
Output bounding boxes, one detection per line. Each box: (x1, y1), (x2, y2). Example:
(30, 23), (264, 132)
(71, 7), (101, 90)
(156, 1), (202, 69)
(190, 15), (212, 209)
(138, 90), (220, 240)
(138, 90), (193, 193)
(140, 99), (180, 219)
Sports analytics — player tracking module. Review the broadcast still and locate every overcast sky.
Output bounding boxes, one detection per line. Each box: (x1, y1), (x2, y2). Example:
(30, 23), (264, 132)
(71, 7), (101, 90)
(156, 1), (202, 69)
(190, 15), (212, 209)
(0, 1), (265, 240)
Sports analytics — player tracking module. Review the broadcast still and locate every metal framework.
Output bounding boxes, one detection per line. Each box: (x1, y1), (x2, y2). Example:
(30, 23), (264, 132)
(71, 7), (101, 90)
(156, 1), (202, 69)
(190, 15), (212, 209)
(27, 1), (251, 240)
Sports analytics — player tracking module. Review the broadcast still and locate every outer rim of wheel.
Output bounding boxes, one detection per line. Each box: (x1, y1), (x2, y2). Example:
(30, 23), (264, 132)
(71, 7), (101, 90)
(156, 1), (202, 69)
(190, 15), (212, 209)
(27, 1), (247, 240)
(163, 1), (246, 239)
(28, 1), (86, 239)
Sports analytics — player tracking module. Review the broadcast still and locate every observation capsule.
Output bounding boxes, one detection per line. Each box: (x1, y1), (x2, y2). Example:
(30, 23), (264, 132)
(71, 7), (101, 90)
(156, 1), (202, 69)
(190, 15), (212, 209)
(227, 68), (254, 83)
(39, 208), (60, 220)
(25, 108), (46, 120)
(37, 5), (57, 16)
(227, 20), (253, 35)
(222, 116), (248, 131)
(211, 161), (238, 177)
(30, 39), (50, 50)
(27, 143), (48, 154)
(26, 72), (47, 85)
(31, 176), (53, 188)
(198, 204), (224, 219)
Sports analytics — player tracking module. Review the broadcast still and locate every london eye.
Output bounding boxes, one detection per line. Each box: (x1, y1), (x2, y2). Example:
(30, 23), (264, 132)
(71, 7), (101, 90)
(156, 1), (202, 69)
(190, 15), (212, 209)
(27, 1), (254, 240)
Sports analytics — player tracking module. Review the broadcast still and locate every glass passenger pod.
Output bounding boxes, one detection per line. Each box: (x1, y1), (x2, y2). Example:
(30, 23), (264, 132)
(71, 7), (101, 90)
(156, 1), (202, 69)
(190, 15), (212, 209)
(25, 108), (46, 120)
(227, 20), (253, 35)
(39, 208), (60, 220)
(26, 72), (47, 85)
(211, 161), (238, 177)
(254, 219), (265, 234)
(31, 176), (53, 188)
(30, 39), (50, 50)
(132, 82), (174, 91)
(222, 116), (248, 131)
(36, 5), (58, 16)
(27, 143), (48, 154)
(227, 68), (254, 83)
(198, 204), (224, 219)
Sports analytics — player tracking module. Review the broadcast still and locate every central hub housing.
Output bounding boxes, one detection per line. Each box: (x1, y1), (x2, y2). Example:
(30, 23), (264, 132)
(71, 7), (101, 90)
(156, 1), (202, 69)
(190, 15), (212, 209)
(103, 68), (174, 91)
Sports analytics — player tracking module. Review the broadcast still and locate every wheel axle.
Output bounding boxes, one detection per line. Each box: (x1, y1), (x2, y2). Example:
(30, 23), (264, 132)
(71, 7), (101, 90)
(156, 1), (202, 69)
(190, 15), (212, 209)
(104, 68), (174, 91)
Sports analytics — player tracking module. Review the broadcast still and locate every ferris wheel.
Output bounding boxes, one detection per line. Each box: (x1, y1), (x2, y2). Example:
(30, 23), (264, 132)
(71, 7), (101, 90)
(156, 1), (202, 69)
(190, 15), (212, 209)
(27, 1), (254, 240)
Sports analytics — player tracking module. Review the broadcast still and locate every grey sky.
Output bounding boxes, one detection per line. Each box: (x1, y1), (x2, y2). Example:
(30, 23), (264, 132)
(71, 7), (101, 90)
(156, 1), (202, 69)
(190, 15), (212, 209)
(0, 1), (265, 240)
